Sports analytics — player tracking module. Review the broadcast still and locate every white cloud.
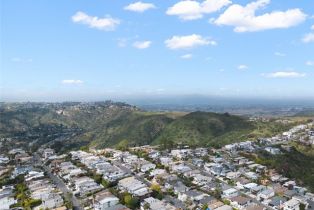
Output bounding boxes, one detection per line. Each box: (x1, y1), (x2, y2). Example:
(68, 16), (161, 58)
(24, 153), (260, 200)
(262, 71), (306, 78)
(306, 61), (314, 66)
(62, 80), (84, 84)
(311, 24), (314, 30)
(11, 57), (33, 63)
(124, 1), (156, 12)
(72, 11), (120, 31)
(165, 34), (216, 50)
(181, 54), (193, 59)
(214, 0), (307, 32)
(274, 52), (286, 57)
(237, 64), (248, 70)
(166, 0), (231, 20)
(302, 33), (314, 43)
(133, 41), (152, 49)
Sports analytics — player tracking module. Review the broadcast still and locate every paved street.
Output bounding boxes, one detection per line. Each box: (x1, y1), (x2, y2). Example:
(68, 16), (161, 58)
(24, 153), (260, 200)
(34, 154), (83, 210)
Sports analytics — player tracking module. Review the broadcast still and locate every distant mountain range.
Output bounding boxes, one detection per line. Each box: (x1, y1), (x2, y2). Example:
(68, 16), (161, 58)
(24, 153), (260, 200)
(0, 101), (298, 152)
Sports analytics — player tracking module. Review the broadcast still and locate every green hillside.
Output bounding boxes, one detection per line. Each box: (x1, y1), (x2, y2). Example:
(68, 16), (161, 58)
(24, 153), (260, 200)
(243, 145), (314, 192)
(0, 102), (299, 152)
(154, 111), (254, 147)
(89, 112), (174, 147)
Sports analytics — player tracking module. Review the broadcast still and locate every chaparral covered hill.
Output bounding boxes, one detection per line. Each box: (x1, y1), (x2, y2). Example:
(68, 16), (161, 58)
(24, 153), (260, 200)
(0, 101), (296, 153)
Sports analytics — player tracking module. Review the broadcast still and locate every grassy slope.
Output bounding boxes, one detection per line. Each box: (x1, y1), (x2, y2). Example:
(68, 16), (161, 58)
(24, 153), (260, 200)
(0, 104), (301, 150)
(153, 112), (254, 147)
(249, 145), (314, 192)
(90, 112), (174, 147)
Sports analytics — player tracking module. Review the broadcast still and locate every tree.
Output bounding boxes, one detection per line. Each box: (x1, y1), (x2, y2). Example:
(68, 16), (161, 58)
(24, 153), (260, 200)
(202, 204), (208, 210)
(124, 194), (139, 209)
(300, 203), (306, 210)
(150, 183), (161, 193)
(101, 179), (109, 188)
(28, 199), (42, 208)
(151, 183), (163, 199)
(159, 137), (175, 150)
(116, 139), (129, 151)
(93, 173), (102, 184)
(80, 145), (89, 152)
(143, 203), (150, 210)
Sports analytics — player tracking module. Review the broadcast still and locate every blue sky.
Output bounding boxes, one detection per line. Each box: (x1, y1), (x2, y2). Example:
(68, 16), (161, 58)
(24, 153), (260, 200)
(1, 0), (314, 102)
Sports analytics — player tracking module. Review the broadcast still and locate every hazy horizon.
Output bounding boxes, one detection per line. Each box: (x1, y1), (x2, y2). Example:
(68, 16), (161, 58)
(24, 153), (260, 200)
(2, 94), (314, 107)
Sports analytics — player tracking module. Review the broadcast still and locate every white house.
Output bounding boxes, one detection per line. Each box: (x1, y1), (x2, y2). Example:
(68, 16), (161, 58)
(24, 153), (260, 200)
(93, 191), (119, 210)
(118, 177), (151, 197)
(222, 188), (238, 198)
(0, 187), (16, 210)
(150, 169), (167, 177)
(43, 148), (55, 159)
(283, 198), (300, 210)
(141, 163), (156, 173)
(226, 172), (240, 179)
(257, 189), (275, 201)
(159, 157), (172, 166)
(178, 190), (207, 202)
(34, 193), (64, 210)
(265, 147), (281, 155)
(141, 197), (176, 210)
(0, 195), (16, 210)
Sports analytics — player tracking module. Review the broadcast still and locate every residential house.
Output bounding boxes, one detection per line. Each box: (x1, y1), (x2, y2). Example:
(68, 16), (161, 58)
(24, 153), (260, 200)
(192, 158), (204, 167)
(25, 170), (45, 182)
(257, 188), (275, 201)
(148, 151), (160, 160)
(43, 148), (55, 159)
(207, 200), (224, 210)
(192, 174), (212, 186)
(11, 165), (32, 178)
(168, 181), (189, 195)
(73, 176), (103, 197)
(93, 190), (120, 210)
(159, 157), (172, 167)
(170, 149), (191, 160)
(34, 193), (64, 210)
(141, 163), (156, 173)
(171, 164), (191, 174)
(230, 196), (252, 209)
(178, 190), (207, 202)
(268, 196), (288, 209)
(265, 147), (281, 155)
(0, 156), (9, 165)
(243, 183), (258, 192)
(244, 172), (259, 180)
(194, 148), (208, 157)
(150, 169), (167, 177)
(118, 177), (151, 197)
(222, 188), (238, 198)
(283, 198), (300, 210)
(140, 197), (176, 210)
(0, 186), (16, 210)
(226, 171), (240, 180)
